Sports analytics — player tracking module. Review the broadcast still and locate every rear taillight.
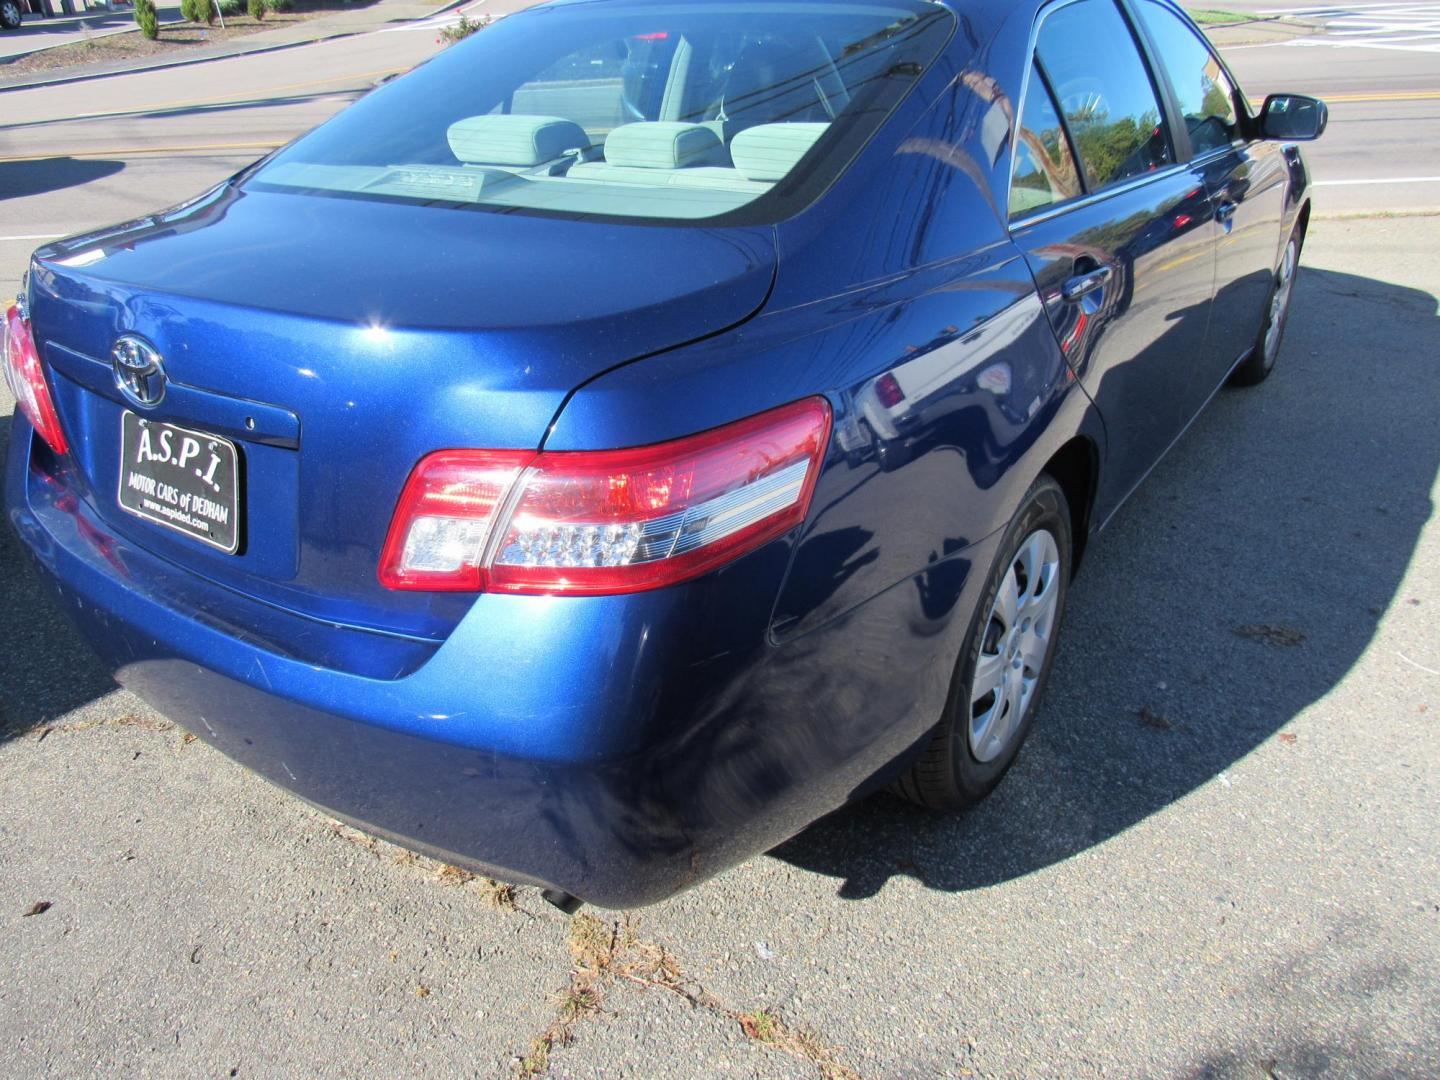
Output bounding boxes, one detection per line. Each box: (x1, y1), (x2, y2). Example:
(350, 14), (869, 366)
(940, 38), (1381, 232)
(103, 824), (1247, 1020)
(874, 373), (905, 409)
(379, 397), (832, 596)
(377, 451), (530, 592)
(3, 301), (68, 456)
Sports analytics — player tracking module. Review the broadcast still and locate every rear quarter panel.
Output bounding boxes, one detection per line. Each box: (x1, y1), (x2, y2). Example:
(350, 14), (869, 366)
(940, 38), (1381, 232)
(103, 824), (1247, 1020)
(547, 16), (1103, 645)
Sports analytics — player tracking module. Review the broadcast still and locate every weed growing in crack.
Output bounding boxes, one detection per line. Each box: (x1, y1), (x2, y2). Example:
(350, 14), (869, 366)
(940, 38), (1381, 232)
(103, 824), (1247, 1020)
(513, 913), (859, 1079)
(436, 864), (476, 887)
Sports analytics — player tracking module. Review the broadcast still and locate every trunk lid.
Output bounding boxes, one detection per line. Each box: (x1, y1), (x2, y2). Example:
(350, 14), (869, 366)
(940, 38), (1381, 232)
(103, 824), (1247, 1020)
(29, 184), (776, 639)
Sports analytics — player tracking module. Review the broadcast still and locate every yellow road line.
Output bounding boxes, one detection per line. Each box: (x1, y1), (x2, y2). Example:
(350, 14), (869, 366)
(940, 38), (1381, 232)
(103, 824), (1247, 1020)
(1326, 90), (1440, 103)
(1250, 90), (1440, 103)
(0, 140), (283, 162)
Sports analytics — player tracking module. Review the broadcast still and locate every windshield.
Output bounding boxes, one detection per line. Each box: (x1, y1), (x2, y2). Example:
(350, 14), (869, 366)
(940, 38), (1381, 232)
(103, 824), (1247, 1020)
(247, 1), (953, 224)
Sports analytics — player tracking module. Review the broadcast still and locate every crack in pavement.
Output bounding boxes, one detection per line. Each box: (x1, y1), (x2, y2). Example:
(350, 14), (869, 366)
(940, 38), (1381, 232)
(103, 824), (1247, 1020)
(513, 911), (862, 1080)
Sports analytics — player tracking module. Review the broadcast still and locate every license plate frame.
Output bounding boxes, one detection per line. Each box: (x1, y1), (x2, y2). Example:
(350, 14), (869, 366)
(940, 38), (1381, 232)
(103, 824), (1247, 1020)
(117, 412), (241, 554)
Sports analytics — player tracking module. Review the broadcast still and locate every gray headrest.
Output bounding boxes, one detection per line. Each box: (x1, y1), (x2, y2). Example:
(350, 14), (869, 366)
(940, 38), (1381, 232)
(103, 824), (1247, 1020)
(604, 123), (725, 169)
(447, 115), (590, 167)
(730, 123), (829, 182)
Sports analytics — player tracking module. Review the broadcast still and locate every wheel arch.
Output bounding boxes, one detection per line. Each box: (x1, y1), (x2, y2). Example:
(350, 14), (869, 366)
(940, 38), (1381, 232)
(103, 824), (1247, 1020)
(1040, 434), (1100, 577)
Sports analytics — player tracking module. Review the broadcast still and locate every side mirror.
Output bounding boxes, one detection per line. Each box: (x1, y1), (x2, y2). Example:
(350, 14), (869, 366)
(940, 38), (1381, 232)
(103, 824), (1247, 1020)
(1259, 94), (1328, 141)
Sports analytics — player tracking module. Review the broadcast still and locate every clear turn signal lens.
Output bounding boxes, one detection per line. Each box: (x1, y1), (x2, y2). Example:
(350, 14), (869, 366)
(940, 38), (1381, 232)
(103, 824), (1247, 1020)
(379, 398), (832, 595)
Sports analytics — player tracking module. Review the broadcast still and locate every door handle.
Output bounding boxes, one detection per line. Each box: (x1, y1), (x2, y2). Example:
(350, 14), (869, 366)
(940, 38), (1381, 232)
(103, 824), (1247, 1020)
(1061, 265), (1112, 303)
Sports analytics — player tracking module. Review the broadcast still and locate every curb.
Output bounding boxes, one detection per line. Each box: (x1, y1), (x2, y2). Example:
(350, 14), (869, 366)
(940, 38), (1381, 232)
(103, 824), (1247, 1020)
(1205, 15), (1325, 48)
(1313, 208), (1440, 221)
(2, 15), (190, 66)
(0, 0), (466, 93)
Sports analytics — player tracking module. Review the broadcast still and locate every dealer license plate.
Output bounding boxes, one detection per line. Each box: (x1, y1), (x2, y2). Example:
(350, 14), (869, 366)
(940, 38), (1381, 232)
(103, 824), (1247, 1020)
(117, 412), (240, 554)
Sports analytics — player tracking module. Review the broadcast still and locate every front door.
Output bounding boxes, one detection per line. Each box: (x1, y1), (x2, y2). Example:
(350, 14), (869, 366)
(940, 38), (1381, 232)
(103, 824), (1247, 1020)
(1130, 0), (1290, 393)
(1007, 0), (1217, 522)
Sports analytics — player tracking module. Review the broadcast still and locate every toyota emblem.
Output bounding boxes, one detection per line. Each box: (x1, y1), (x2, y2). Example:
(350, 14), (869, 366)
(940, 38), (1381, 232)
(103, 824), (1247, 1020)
(111, 335), (166, 408)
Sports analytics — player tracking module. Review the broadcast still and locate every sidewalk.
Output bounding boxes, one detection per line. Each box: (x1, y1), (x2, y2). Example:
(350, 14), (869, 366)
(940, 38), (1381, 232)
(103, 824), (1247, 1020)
(0, 4), (183, 62)
(1202, 14), (1324, 48)
(0, 0), (495, 91)
(0, 1), (1322, 94)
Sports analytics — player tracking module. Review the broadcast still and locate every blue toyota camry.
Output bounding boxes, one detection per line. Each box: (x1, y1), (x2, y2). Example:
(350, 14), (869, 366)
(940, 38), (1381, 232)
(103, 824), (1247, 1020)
(4, 0), (1324, 909)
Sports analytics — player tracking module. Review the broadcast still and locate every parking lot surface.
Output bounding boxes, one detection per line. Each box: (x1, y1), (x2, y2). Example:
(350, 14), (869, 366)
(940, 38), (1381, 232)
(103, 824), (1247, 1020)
(3, 215), (1436, 1077)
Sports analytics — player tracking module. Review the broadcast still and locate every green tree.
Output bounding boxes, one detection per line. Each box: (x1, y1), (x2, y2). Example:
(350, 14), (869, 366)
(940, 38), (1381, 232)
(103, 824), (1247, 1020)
(248, 0), (264, 20)
(134, 0), (159, 39)
(182, 0), (215, 24)
(1067, 109), (1164, 189)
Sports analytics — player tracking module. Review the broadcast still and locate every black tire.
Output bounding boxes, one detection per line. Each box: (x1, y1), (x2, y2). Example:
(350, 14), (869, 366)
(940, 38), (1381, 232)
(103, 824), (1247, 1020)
(1231, 227), (1302, 387)
(0, 0), (22, 29)
(894, 475), (1072, 809)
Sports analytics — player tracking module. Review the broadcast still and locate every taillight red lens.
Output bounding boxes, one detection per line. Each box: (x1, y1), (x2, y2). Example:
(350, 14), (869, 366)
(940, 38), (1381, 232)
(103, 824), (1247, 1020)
(874, 372), (904, 409)
(379, 397), (832, 596)
(3, 302), (68, 456)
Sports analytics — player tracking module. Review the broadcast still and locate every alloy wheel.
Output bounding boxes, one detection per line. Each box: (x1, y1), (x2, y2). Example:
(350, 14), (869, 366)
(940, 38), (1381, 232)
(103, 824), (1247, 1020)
(1262, 239), (1298, 367)
(969, 528), (1061, 763)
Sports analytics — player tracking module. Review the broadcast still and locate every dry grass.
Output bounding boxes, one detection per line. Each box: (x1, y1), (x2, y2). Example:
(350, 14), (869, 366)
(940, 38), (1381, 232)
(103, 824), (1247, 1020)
(1185, 7), (1254, 25)
(479, 878), (520, 911)
(435, 864), (476, 886)
(24, 711), (204, 753)
(513, 913), (859, 1079)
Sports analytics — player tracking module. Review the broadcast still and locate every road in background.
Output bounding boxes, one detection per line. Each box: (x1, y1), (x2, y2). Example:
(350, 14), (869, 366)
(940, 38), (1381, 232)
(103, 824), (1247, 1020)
(1, 10), (1438, 1078)
(0, 27), (432, 298)
(2, 1), (1437, 298)
(1219, 4), (1440, 214)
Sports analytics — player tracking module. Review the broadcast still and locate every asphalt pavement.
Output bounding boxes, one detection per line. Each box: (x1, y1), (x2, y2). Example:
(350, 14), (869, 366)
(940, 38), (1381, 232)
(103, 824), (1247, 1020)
(1, 11), (1438, 1079)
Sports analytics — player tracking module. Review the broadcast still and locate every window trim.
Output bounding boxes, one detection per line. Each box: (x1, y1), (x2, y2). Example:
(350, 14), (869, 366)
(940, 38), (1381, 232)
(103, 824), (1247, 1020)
(1007, 57), (1088, 222)
(1010, 159), (1190, 233)
(1035, 55), (1091, 197)
(1006, 0), (1184, 229)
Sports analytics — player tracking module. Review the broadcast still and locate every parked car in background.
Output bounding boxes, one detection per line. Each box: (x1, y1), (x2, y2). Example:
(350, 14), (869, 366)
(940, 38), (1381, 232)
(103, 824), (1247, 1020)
(4, 0), (1324, 909)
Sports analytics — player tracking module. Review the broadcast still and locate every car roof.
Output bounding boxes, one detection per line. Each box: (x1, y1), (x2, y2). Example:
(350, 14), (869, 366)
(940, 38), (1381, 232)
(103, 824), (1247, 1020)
(533, 0), (1026, 15)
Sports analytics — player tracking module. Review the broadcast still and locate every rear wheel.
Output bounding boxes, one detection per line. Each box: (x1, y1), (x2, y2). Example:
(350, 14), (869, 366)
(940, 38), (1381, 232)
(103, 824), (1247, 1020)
(1231, 228), (1301, 387)
(0, 0), (22, 29)
(894, 475), (1071, 809)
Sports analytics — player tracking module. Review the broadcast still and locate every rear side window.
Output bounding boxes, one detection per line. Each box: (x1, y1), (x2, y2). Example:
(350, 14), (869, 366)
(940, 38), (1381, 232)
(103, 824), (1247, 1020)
(1134, 0), (1240, 155)
(1035, 0), (1173, 190)
(1009, 62), (1083, 218)
(245, 1), (954, 225)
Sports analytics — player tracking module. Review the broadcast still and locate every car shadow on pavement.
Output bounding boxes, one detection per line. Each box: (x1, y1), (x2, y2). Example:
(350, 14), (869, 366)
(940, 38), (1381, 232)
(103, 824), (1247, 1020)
(771, 264), (1440, 899)
(0, 157), (125, 200)
(0, 415), (118, 741)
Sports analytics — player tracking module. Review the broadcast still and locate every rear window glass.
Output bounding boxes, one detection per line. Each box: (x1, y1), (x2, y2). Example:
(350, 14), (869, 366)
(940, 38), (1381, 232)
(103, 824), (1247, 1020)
(246, 1), (954, 225)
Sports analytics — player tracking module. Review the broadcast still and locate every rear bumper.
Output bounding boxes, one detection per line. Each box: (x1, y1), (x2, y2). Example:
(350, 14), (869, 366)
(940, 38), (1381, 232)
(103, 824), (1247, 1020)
(6, 417), (998, 907)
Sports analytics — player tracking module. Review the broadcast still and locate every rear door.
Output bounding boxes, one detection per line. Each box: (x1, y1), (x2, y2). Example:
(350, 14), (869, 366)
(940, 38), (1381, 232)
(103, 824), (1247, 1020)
(1007, 0), (1217, 522)
(1130, 0), (1289, 391)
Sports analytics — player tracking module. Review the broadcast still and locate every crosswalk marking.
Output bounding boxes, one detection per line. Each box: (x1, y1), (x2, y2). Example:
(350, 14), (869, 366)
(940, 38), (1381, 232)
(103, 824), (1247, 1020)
(1260, 3), (1440, 51)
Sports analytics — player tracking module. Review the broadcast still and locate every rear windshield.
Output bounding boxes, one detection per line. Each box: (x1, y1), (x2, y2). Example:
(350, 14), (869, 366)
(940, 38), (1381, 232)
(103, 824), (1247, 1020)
(246, 0), (953, 225)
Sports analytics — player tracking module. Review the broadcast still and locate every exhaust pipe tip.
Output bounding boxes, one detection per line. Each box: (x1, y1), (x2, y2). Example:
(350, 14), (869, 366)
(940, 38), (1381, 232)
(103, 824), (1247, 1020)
(541, 888), (584, 915)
